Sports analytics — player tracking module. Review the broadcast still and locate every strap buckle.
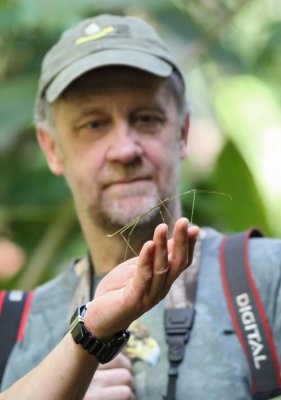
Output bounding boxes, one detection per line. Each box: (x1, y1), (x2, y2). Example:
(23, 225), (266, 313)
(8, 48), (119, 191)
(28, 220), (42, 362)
(165, 307), (195, 363)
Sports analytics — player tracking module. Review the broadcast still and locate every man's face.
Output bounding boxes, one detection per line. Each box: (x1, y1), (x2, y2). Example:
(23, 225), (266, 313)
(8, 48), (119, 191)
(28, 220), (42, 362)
(45, 68), (188, 230)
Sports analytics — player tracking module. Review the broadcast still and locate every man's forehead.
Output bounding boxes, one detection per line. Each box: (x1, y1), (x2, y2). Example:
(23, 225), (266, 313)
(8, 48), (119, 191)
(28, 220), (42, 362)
(61, 66), (166, 97)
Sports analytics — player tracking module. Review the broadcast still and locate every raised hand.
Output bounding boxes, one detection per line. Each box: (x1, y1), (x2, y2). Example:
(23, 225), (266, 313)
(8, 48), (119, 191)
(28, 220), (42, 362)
(84, 218), (199, 340)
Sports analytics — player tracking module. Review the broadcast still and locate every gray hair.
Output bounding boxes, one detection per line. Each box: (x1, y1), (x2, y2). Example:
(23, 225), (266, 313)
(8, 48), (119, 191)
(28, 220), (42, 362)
(33, 95), (56, 136)
(165, 69), (189, 123)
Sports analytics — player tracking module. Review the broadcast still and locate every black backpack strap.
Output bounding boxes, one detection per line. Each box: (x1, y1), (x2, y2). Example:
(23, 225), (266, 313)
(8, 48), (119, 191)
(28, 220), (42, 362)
(219, 229), (281, 399)
(0, 290), (33, 383)
(164, 307), (195, 400)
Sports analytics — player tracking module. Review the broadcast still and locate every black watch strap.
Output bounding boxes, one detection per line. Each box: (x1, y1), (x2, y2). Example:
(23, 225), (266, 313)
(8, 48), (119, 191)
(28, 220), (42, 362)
(69, 304), (130, 364)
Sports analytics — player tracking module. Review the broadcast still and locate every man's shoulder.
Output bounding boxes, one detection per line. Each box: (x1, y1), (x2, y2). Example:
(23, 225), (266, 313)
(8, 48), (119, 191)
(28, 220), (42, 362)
(202, 226), (281, 258)
(31, 257), (82, 312)
(249, 235), (281, 266)
(0, 257), (85, 391)
(201, 226), (281, 279)
(201, 226), (281, 295)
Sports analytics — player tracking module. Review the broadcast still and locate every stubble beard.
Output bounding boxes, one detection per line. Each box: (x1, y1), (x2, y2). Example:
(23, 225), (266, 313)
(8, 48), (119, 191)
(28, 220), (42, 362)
(91, 185), (164, 234)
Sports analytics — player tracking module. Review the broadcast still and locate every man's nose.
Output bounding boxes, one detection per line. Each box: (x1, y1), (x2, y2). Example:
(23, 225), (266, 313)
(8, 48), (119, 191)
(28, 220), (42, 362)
(106, 122), (143, 164)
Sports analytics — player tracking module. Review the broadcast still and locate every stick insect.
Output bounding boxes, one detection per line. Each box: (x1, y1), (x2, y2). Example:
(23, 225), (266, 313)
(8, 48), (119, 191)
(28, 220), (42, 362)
(106, 189), (232, 259)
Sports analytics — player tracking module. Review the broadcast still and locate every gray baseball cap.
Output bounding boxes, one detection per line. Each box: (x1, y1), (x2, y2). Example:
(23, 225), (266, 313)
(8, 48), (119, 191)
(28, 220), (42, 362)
(37, 14), (184, 103)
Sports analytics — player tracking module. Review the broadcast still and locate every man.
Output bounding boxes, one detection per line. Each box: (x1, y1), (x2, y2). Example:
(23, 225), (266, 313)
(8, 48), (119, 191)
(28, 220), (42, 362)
(1, 14), (281, 400)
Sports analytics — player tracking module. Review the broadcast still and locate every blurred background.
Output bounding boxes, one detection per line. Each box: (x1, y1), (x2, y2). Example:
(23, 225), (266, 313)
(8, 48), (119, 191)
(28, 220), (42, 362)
(0, 0), (280, 289)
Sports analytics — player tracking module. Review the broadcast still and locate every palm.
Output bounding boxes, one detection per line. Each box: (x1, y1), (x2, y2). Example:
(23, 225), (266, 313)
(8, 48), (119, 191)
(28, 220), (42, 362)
(84, 219), (199, 339)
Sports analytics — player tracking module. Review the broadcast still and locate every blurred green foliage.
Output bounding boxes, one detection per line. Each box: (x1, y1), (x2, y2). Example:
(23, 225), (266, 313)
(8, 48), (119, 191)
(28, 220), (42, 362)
(1, 0), (281, 289)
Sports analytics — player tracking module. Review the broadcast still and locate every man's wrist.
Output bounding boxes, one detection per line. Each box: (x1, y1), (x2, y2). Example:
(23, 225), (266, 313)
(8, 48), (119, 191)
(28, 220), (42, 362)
(69, 304), (130, 364)
(83, 301), (125, 340)
(83, 302), (113, 340)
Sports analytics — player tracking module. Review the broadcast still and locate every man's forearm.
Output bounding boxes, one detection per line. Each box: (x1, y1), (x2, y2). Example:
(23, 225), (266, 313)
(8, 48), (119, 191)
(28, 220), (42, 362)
(0, 333), (99, 400)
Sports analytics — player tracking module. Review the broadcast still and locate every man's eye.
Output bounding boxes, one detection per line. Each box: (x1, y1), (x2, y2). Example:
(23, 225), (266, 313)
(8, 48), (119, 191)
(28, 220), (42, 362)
(138, 115), (161, 122)
(134, 114), (164, 129)
(76, 118), (109, 137)
(88, 120), (107, 129)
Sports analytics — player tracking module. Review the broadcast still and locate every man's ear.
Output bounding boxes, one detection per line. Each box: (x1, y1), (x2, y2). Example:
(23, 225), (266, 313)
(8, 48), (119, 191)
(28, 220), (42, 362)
(36, 129), (64, 175)
(179, 115), (189, 159)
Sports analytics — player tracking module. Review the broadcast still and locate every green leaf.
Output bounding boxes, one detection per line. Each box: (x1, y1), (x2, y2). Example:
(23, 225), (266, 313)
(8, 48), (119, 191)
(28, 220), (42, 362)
(211, 139), (272, 235)
(211, 74), (281, 236)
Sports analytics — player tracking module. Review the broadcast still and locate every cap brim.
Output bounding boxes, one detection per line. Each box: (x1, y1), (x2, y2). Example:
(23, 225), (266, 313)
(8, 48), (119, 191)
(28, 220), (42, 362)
(45, 49), (173, 102)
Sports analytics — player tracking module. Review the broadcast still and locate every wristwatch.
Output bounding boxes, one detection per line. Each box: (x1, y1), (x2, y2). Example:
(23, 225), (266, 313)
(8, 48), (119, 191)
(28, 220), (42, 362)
(69, 303), (130, 364)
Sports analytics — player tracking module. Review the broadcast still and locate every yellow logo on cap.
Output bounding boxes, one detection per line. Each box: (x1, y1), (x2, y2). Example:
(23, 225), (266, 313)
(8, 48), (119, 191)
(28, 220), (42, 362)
(75, 26), (114, 45)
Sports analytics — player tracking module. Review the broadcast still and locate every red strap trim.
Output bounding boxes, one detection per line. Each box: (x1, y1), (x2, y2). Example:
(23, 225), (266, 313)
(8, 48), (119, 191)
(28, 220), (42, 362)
(17, 291), (33, 342)
(0, 291), (6, 316)
(243, 230), (281, 387)
(219, 234), (257, 392)
(219, 236), (250, 356)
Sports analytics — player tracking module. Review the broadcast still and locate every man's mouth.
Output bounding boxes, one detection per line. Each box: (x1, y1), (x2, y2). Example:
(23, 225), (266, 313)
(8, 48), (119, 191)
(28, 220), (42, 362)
(103, 177), (152, 188)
